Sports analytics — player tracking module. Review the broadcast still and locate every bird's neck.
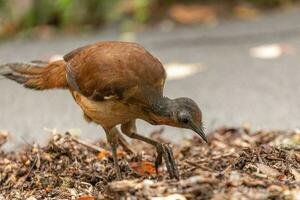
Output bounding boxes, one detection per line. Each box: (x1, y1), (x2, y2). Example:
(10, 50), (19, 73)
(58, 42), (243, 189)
(151, 97), (173, 116)
(143, 97), (178, 126)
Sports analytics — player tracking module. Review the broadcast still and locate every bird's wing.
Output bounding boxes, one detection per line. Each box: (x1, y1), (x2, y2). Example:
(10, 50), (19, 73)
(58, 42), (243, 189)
(64, 41), (166, 102)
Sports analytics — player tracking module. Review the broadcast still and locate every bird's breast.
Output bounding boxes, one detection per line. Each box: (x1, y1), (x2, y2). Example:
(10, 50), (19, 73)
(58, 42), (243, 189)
(71, 91), (140, 128)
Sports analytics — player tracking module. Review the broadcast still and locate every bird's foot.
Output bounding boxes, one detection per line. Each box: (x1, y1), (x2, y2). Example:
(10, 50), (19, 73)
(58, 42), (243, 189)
(114, 164), (122, 180)
(110, 144), (122, 180)
(155, 143), (179, 180)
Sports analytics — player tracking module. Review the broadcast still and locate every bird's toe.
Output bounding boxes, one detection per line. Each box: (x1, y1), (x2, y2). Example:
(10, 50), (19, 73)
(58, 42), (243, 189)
(155, 143), (179, 180)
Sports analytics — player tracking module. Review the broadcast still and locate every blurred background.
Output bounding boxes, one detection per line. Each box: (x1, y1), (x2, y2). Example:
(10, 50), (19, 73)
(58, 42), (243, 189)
(0, 0), (300, 149)
(0, 0), (297, 39)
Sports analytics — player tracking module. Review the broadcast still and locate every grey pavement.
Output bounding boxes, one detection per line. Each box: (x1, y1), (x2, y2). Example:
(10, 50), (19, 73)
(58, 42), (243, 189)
(1, 8), (300, 150)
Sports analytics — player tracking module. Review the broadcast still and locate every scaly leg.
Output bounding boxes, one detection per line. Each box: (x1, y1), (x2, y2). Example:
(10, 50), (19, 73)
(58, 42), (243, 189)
(121, 120), (179, 180)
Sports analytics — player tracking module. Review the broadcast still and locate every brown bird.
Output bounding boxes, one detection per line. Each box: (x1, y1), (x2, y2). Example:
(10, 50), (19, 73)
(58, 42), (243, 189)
(0, 41), (206, 180)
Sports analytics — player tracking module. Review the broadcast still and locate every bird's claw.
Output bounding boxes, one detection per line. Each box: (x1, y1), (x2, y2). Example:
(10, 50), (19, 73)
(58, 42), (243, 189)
(155, 143), (179, 180)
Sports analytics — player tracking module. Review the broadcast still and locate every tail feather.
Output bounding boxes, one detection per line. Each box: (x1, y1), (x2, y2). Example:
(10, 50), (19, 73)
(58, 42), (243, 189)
(0, 60), (68, 90)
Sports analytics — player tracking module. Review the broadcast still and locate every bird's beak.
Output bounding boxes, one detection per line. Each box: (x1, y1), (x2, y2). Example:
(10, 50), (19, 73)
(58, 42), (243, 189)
(191, 123), (207, 143)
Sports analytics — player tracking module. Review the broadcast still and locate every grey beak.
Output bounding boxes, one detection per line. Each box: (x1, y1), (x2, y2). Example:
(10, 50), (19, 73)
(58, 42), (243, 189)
(191, 124), (207, 143)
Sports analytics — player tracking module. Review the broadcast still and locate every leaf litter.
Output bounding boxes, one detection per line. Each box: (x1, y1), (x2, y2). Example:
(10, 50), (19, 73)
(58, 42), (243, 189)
(0, 127), (300, 199)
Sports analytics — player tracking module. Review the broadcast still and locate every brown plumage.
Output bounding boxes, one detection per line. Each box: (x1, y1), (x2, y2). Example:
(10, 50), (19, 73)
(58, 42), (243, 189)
(1, 60), (67, 89)
(1, 41), (206, 180)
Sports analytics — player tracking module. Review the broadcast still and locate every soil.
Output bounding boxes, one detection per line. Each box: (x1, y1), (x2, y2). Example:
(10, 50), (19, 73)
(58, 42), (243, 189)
(0, 127), (300, 199)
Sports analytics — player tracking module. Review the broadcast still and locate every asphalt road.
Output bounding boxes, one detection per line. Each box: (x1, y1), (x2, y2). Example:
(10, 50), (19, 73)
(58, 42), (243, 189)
(1, 8), (300, 149)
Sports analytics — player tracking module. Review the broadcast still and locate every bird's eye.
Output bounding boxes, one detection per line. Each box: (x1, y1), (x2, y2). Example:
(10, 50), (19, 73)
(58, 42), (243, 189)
(181, 117), (189, 124)
(178, 112), (191, 124)
(178, 115), (190, 124)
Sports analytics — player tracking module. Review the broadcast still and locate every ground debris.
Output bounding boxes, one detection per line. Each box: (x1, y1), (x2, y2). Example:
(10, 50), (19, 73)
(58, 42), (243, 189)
(1, 127), (300, 199)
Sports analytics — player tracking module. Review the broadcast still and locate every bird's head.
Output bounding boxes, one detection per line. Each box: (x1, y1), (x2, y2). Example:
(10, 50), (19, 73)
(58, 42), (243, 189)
(149, 97), (207, 143)
(172, 97), (206, 142)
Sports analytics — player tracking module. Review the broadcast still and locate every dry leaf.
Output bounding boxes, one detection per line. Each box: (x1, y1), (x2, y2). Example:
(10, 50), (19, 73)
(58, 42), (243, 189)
(276, 174), (286, 181)
(129, 160), (156, 175)
(211, 140), (228, 149)
(97, 150), (126, 160)
(291, 168), (300, 181)
(2, 127), (300, 199)
(44, 187), (52, 193)
(228, 171), (242, 186)
(97, 150), (110, 160)
(256, 163), (280, 178)
(267, 184), (283, 193)
(0, 131), (8, 147)
(109, 179), (142, 192)
(152, 194), (187, 200)
(76, 196), (95, 200)
(243, 176), (266, 187)
(26, 197), (37, 200)
(117, 150), (126, 158)
(295, 153), (300, 163)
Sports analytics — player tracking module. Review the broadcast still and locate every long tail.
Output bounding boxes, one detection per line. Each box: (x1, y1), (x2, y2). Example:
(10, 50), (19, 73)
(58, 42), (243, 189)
(0, 60), (67, 90)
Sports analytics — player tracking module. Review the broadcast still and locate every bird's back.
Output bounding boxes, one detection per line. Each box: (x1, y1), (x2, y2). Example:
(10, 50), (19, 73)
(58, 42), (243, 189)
(65, 41), (167, 104)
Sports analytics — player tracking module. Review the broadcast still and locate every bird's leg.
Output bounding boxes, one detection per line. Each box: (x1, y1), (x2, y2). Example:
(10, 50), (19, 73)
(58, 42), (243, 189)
(117, 133), (135, 155)
(121, 120), (179, 180)
(105, 127), (122, 180)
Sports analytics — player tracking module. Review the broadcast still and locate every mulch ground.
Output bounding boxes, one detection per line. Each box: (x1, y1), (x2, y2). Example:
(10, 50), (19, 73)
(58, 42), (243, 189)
(0, 126), (300, 199)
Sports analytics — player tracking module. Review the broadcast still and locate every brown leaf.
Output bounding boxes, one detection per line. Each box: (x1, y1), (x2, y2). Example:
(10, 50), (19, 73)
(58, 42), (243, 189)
(267, 184), (283, 193)
(261, 144), (273, 154)
(211, 140), (227, 149)
(256, 163), (280, 178)
(97, 150), (110, 160)
(117, 150), (126, 158)
(109, 180), (142, 192)
(97, 150), (126, 160)
(76, 196), (95, 200)
(243, 177), (266, 187)
(129, 160), (156, 175)
(0, 131), (8, 147)
(44, 187), (52, 193)
(276, 174), (286, 181)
